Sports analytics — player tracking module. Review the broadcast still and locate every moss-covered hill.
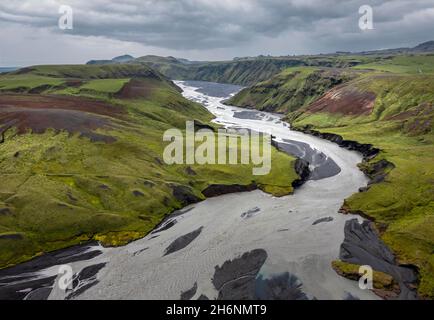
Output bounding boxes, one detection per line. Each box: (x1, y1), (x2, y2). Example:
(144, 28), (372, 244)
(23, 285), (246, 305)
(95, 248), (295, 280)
(226, 67), (359, 113)
(122, 54), (370, 86)
(242, 55), (433, 298)
(226, 53), (434, 298)
(0, 64), (298, 269)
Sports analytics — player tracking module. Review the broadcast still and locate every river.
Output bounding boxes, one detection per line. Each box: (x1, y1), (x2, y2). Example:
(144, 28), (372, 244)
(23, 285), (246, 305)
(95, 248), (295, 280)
(0, 81), (379, 300)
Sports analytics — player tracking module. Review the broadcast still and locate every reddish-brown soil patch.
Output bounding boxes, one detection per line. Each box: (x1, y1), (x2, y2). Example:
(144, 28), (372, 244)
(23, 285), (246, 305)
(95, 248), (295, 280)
(386, 102), (434, 121)
(0, 95), (125, 118)
(0, 94), (124, 142)
(306, 85), (376, 116)
(115, 78), (155, 99)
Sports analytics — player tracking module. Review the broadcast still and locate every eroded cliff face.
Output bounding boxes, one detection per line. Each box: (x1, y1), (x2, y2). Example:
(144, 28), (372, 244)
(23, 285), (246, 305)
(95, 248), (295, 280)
(226, 68), (357, 113)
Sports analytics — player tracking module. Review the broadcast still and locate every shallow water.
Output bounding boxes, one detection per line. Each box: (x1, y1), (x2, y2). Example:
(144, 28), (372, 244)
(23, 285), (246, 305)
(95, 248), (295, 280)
(0, 81), (379, 300)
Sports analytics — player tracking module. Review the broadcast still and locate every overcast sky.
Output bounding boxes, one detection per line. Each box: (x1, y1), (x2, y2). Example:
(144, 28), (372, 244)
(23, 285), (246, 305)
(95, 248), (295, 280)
(1, 0), (434, 66)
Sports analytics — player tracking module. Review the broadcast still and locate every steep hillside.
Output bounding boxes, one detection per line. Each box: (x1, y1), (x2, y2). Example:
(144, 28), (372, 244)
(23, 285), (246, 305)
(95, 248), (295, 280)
(86, 54), (135, 65)
(288, 71), (434, 298)
(82, 41), (434, 87)
(226, 67), (358, 113)
(223, 53), (434, 298)
(0, 64), (298, 269)
(131, 55), (368, 86)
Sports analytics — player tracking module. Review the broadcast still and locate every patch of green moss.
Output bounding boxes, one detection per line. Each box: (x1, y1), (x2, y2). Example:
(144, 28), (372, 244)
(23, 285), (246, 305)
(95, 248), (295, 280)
(331, 260), (397, 291)
(0, 65), (298, 269)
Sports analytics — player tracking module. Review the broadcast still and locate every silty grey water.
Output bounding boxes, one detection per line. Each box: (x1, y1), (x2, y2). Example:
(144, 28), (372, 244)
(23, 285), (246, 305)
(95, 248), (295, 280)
(0, 81), (379, 300)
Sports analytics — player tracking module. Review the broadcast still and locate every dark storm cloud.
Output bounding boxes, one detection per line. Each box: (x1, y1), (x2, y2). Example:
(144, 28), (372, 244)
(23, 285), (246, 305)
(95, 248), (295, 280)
(0, 0), (433, 64)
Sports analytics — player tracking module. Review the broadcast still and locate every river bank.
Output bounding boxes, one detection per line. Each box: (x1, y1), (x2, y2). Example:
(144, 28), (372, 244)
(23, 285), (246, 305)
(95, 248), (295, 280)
(1, 81), (385, 300)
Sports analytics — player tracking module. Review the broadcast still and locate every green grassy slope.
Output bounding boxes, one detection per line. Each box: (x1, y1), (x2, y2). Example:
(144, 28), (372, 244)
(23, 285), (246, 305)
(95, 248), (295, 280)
(224, 53), (434, 297)
(132, 55), (371, 86)
(353, 54), (434, 74)
(226, 67), (358, 113)
(287, 68), (434, 298)
(0, 64), (298, 268)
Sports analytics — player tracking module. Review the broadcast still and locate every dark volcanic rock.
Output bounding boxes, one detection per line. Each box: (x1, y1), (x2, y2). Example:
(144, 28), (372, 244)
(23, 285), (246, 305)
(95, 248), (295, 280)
(25, 287), (53, 300)
(133, 247), (149, 256)
(164, 226), (203, 256)
(0, 275), (56, 300)
(66, 263), (106, 300)
(241, 207), (261, 219)
(185, 166), (197, 176)
(193, 120), (215, 132)
(217, 275), (256, 300)
(143, 180), (155, 187)
(292, 158), (311, 188)
(180, 282), (197, 300)
(293, 125), (380, 160)
(363, 159), (396, 186)
(212, 249), (267, 300)
(0, 242), (101, 300)
(274, 138), (341, 181)
(132, 190), (144, 197)
(343, 292), (360, 300)
(0, 233), (23, 240)
(312, 216), (334, 225)
(152, 219), (177, 234)
(340, 219), (418, 300)
(202, 183), (257, 197)
(255, 272), (309, 300)
(151, 207), (195, 235)
(171, 185), (201, 206)
(0, 208), (13, 216)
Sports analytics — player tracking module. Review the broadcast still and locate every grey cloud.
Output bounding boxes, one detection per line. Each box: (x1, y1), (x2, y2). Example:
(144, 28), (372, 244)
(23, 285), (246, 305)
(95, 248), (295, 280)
(0, 0), (433, 64)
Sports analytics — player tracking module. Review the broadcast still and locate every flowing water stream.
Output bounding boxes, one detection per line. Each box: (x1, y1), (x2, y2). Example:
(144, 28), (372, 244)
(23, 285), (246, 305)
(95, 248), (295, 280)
(0, 81), (379, 300)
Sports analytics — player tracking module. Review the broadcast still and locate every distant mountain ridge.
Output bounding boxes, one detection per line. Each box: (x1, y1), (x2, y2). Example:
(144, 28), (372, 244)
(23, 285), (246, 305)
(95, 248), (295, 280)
(87, 54), (135, 65)
(84, 40), (434, 85)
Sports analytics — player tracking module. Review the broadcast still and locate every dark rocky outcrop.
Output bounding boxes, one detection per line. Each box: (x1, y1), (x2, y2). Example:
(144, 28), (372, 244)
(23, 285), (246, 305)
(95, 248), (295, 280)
(312, 216), (334, 225)
(292, 125), (394, 190)
(163, 226), (203, 256)
(66, 263), (106, 300)
(212, 249), (310, 300)
(180, 282), (197, 300)
(339, 219), (418, 300)
(193, 120), (215, 132)
(360, 159), (396, 188)
(0, 275), (56, 300)
(212, 249), (268, 300)
(132, 190), (144, 197)
(255, 272), (309, 300)
(293, 125), (380, 160)
(291, 159), (311, 188)
(201, 183), (257, 197)
(273, 138), (341, 181)
(170, 185), (201, 206)
(185, 166), (197, 176)
(0, 208), (13, 216)
(241, 207), (261, 219)
(0, 242), (103, 300)
(0, 233), (23, 240)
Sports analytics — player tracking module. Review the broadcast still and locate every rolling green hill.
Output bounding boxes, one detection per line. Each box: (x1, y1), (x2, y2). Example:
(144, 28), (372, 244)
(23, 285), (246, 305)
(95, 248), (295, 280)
(226, 67), (359, 113)
(0, 64), (298, 269)
(120, 54), (372, 86)
(229, 54), (434, 298)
